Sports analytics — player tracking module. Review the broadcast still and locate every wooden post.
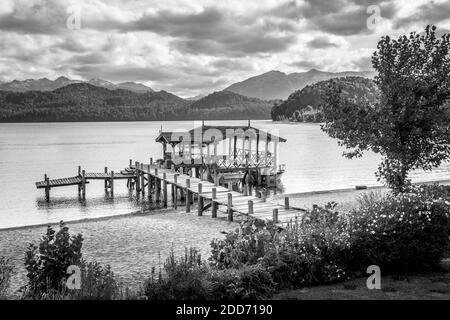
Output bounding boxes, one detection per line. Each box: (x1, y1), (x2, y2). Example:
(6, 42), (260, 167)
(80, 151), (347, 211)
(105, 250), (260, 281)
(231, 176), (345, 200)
(284, 197), (289, 209)
(273, 208), (279, 223)
(211, 187), (217, 218)
(248, 200), (253, 215)
(198, 183), (203, 216)
(110, 171), (114, 197)
(163, 173), (167, 207)
(227, 193), (233, 222)
(129, 159), (132, 167)
(81, 170), (86, 200)
(44, 174), (50, 202)
(147, 172), (152, 201)
(173, 174), (178, 209)
(155, 178), (161, 203)
(228, 182), (232, 191)
(77, 166), (81, 195)
(140, 163), (145, 195)
(150, 157), (153, 165)
(104, 167), (108, 190)
(135, 161), (140, 193)
(214, 170), (218, 186)
(186, 179), (191, 213)
(212, 201), (217, 218)
(262, 189), (266, 202)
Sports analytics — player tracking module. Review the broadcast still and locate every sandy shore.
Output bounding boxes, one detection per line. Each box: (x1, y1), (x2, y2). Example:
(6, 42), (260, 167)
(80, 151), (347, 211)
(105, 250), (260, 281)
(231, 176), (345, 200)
(0, 208), (236, 298)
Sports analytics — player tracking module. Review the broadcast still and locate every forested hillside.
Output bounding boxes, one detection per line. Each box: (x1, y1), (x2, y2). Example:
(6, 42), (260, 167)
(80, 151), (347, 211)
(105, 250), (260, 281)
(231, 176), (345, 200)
(271, 77), (379, 122)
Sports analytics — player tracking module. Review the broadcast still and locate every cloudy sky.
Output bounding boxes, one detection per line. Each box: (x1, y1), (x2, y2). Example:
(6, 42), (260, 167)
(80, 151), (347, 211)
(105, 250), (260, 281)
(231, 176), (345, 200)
(0, 0), (449, 97)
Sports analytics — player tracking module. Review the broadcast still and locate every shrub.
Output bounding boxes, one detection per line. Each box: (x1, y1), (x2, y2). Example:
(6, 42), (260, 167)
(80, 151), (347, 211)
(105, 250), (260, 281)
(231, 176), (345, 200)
(0, 257), (14, 299)
(346, 187), (450, 272)
(142, 248), (212, 300)
(23, 221), (121, 300)
(73, 261), (119, 300)
(24, 221), (83, 296)
(209, 264), (275, 300)
(210, 203), (351, 289)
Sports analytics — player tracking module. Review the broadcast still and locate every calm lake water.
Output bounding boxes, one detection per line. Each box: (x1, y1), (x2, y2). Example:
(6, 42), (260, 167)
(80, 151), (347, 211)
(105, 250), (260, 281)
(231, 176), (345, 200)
(1, 120), (449, 229)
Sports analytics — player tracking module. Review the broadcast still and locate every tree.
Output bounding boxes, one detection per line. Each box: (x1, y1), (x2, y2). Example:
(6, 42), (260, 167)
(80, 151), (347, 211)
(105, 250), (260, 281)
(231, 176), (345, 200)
(321, 25), (450, 191)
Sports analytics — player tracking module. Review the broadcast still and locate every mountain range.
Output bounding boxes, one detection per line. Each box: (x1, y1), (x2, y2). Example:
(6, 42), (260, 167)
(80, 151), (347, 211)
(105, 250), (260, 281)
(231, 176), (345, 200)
(0, 76), (154, 93)
(224, 69), (376, 100)
(0, 69), (377, 122)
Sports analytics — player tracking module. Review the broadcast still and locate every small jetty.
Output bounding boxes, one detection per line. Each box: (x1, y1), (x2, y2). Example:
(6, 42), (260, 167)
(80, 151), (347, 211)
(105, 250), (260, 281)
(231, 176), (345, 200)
(35, 122), (304, 225)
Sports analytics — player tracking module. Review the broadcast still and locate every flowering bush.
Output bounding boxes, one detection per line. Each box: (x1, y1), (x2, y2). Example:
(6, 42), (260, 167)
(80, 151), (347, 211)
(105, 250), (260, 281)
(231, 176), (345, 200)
(210, 203), (351, 289)
(346, 186), (450, 272)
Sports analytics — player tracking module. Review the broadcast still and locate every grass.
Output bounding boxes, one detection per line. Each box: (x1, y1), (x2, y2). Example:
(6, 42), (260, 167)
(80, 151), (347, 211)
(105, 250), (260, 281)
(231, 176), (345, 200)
(273, 259), (450, 300)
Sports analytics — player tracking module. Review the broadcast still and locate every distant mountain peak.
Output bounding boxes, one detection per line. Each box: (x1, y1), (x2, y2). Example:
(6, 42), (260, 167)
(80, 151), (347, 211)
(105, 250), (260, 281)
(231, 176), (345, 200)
(224, 69), (376, 100)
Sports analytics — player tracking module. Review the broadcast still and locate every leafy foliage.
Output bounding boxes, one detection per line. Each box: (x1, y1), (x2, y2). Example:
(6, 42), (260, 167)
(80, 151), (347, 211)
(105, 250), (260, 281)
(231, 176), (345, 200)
(321, 26), (450, 191)
(346, 186), (450, 272)
(22, 222), (121, 300)
(24, 221), (83, 295)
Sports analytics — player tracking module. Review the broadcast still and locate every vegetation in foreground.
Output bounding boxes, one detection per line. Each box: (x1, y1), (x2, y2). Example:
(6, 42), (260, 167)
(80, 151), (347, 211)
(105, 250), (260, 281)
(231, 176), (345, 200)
(1, 184), (447, 300)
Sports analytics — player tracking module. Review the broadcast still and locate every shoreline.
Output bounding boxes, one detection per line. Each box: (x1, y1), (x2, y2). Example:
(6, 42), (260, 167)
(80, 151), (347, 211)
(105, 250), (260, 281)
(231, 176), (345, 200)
(0, 209), (236, 298)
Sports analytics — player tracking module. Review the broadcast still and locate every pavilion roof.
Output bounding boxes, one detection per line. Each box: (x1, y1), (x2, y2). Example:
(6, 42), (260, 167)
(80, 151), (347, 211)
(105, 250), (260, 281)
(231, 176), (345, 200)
(155, 125), (287, 145)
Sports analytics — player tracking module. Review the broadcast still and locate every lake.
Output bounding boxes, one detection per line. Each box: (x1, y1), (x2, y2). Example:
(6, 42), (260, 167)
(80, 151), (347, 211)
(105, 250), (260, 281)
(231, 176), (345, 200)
(1, 120), (449, 229)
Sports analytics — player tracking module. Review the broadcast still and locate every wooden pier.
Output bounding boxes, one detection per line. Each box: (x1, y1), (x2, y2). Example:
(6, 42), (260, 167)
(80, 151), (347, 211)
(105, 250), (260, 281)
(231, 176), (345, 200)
(35, 159), (304, 226)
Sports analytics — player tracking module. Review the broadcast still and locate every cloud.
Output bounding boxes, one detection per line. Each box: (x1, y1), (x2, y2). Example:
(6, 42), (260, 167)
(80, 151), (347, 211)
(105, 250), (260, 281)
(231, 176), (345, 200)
(393, 1), (450, 29)
(307, 36), (339, 49)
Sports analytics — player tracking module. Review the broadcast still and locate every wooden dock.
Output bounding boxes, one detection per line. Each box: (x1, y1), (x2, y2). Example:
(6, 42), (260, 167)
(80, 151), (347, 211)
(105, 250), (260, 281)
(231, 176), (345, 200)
(35, 159), (304, 226)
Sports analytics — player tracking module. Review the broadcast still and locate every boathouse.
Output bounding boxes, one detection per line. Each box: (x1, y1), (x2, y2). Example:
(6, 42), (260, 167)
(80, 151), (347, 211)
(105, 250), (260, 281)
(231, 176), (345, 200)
(155, 122), (286, 188)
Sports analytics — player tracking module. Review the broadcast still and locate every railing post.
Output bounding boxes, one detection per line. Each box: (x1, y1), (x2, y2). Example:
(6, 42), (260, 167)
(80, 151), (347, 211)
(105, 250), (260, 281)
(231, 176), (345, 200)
(44, 174), (50, 202)
(81, 170), (86, 200)
(104, 167), (108, 190)
(110, 171), (114, 197)
(147, 172), (152, 201)
(186, 179), (191, 213)
(135, 161), (140, 193)
(129, 159), (132, 167)
(273, 208), (279, 223)
(140, 163), (145, 195)
(285, 197), (289, 209)
(197, 183), (203, 216)
(227, 193), (233, 221)
(248, 200), (253, 215)
(163, 172), (167, 207)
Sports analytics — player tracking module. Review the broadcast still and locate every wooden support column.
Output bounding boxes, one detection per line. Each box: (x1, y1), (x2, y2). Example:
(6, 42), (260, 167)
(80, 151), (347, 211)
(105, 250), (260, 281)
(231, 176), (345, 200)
(77, 166), (81, 195)
(81, 170), (86, 200)
(197, 183), (203, 216)
(227, 193), (233, 222)
(163, 173), (167, 207)
(110, 171), (114, 197)
(104, 167), (108, 190)
(248, 200), (253, 215)
(185, 179), (191, 213)
(140, 163), (145, 195)
(233, 135), (237, 159)
(211, 187), (217, 218)
(285, 197), (289, 209)
(147, 172), (152, 201)
(135, 161), (140, 193)
(273, 208), (279, 223)
(155, 168), (160, 203)
(173, 174), (178, 209)
(44, 174), (50, 202)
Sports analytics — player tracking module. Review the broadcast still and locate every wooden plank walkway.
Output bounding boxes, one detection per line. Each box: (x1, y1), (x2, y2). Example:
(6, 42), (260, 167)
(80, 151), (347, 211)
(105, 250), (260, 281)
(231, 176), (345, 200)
(130, 163), (304, 225)
(35, 159), (304, 226)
